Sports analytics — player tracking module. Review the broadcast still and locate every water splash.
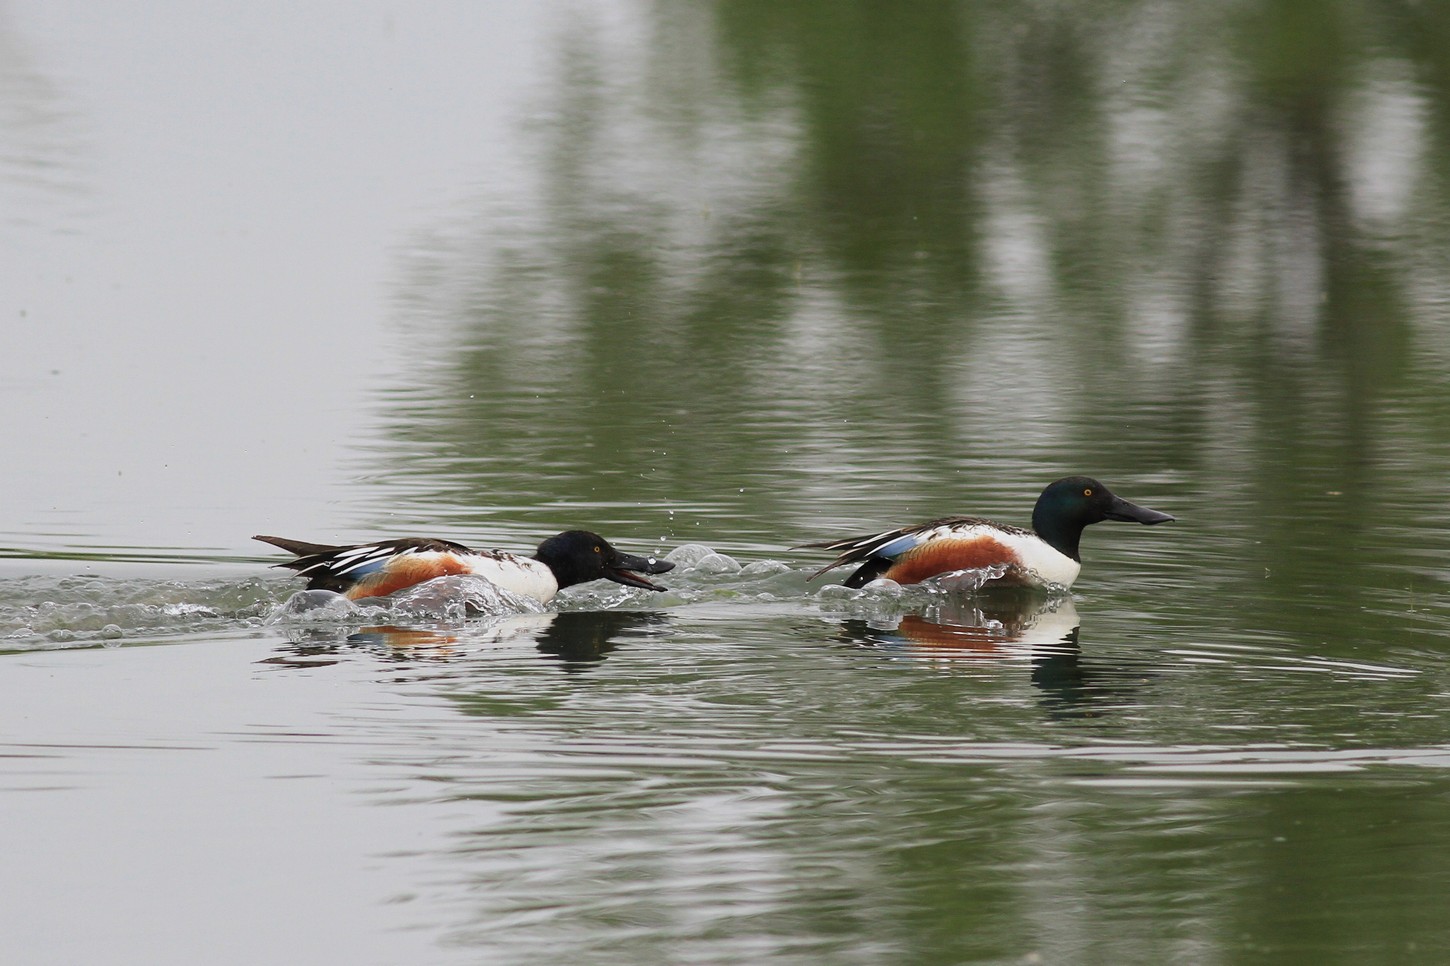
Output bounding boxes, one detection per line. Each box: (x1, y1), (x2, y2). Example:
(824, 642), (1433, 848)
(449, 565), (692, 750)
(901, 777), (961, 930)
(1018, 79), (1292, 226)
(0, 547), (1071, 652)
(0, 575), (277, 650)
(266, 575), (547, 626)
(665, 543), (743, 574)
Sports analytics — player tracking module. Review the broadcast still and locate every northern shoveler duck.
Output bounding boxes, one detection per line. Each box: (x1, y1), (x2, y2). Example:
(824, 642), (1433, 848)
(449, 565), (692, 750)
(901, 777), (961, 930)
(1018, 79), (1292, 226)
(800, 476), (1173, 590)
(254, 530), (674, 603)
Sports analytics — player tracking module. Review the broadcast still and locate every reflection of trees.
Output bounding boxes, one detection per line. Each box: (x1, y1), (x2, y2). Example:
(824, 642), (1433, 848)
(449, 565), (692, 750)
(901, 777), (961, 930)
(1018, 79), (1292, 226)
(371, 6), (1450, 946)
(383, 0), (1450, 596)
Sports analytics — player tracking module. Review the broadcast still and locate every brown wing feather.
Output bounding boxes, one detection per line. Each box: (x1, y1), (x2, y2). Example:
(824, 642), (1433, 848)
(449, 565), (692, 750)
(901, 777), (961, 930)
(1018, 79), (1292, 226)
(345, 553), (474, 599)
(882, 535), (1023, 584)
(798, 516), (989, 580)
(253, 535), (481, 595)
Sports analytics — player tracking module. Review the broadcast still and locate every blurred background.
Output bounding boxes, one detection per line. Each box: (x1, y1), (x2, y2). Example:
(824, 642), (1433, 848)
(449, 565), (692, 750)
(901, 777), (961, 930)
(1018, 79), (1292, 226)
(6, 3), (1450, 963)
(6, 0), (1449, 570)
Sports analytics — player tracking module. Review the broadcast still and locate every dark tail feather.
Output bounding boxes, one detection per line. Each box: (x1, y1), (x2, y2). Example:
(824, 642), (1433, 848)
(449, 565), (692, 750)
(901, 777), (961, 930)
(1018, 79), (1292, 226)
(843, 559), (893, 588)
(253, 534), (343, 558)
(805, 560), (845, 582)
(803, 556), (893, 585)
(796, 537), (866, 582)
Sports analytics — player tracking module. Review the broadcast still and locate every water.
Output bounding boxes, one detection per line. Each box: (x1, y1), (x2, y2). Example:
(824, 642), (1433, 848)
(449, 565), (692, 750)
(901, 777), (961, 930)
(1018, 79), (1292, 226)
(6, 1), (1450, 963)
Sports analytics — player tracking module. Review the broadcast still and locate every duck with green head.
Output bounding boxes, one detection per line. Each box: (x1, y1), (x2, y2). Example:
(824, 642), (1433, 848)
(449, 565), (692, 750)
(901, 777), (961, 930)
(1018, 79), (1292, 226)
(800, 476), (1174, 590)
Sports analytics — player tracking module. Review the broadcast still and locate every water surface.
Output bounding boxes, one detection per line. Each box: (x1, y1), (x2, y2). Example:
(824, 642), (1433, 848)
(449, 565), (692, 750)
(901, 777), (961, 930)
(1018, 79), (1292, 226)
(5, 2), (1450, 963)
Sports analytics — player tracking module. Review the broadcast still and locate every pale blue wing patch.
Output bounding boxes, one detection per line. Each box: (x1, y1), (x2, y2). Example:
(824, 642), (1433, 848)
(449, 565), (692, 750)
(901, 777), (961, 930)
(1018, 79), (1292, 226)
(873, 531), (928, 559)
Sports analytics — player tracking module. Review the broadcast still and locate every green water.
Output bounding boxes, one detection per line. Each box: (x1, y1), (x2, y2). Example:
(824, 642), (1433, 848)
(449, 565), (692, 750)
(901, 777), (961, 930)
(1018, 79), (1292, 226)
(5, 1), (1450, 963)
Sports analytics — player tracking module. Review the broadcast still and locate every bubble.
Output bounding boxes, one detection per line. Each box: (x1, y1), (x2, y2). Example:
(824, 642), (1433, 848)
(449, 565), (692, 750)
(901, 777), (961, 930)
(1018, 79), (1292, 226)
(388, 575), (546, 619)
(860, 577), (905, 596)
(662, 545), (743, 573)
(694, 552), (742, 574)
(665, 544), (718, 567)
(268, 590), (359, 623)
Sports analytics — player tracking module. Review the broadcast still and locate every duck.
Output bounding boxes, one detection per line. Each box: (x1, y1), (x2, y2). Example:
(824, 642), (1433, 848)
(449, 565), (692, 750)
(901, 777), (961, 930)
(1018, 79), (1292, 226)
(800, 476), (1173, 590)
(254, 529), (675, 603)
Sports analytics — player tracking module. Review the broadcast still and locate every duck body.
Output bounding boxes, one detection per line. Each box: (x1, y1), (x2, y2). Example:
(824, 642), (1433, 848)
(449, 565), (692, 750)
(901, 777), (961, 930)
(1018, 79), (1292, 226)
(802, 476), (1173, 591)
(255, 530), (673, 603)
(812, 517), (1082, 589)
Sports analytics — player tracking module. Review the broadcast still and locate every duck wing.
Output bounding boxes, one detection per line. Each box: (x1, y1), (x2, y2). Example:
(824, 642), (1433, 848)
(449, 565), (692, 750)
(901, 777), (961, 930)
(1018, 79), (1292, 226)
(797, 516), (990, 581)
(253, 535), (479, 593)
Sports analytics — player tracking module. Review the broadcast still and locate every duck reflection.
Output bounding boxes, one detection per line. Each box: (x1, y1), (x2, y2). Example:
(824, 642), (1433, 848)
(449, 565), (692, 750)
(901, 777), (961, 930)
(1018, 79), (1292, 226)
(532, 610), (668, 669)
(260, 623), (464, 668)
(835, 594), (1079, 656)
(263, 610), (667, 672)
(912, 597), (1077, 655)
(833, 595), (1148, 716)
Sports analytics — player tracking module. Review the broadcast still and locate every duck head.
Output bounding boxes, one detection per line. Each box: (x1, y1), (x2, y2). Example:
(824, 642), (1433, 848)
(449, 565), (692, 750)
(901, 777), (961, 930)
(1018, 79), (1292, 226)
(1031, 476), (1174, 561)
(534, 530), (675, 591)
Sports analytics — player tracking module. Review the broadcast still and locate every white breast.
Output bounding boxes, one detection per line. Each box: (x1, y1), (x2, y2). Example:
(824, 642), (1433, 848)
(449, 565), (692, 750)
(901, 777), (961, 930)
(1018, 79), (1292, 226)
(461, 552), (560, 603)
(990, 528), (1081, 588)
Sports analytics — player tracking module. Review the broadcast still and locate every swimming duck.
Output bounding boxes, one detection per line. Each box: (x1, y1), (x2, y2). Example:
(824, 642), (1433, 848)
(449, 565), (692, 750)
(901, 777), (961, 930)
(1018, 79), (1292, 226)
(800, 476), (1173, 590)
(254, 530), (674, 603)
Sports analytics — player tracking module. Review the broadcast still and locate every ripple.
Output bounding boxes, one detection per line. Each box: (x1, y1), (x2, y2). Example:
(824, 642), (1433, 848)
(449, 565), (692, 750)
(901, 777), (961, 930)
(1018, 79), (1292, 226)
(0, 574), (279, 649)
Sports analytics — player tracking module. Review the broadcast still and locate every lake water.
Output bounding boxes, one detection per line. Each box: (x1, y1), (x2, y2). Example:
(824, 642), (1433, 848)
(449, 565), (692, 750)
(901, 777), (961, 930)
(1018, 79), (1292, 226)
(6, 2), (1450, 963)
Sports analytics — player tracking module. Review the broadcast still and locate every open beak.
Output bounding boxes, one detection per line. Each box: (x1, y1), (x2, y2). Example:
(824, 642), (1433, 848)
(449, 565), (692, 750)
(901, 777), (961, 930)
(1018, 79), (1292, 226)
(1105, 495), (1175, 525)
(604, 551), (675, 592)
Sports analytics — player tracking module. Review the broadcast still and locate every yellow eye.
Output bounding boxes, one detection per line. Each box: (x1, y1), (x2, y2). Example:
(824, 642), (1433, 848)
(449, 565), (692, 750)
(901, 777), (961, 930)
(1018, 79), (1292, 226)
(593, 546), (602, 554)
(1083, 488), (1093, 497)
